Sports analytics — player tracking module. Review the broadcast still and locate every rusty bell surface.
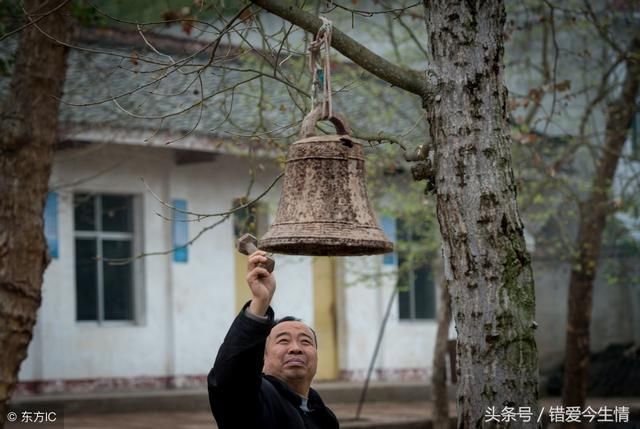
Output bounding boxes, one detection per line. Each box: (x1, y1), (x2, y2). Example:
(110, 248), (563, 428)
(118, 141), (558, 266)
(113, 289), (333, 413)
(258, 107), (394, 256)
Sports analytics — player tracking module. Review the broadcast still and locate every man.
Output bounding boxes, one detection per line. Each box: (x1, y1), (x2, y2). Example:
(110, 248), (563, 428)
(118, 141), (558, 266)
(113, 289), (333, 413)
(208, 250), (339, 429)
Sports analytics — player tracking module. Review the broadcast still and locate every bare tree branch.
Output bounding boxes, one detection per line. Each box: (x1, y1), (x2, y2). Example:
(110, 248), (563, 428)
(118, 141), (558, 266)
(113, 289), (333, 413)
(582, 0), (624, 55)
(541, 0), (560, 135)
(323, 1), (423, 16)
(248, 0), (429, 97)
(0, 0), (72, 42)
(141, 172), (284, 220)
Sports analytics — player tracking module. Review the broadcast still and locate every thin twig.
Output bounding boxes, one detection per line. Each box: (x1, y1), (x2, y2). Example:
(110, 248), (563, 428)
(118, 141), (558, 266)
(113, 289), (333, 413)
(541, 0), (559, 136)
(103, 214), (232, 265)
(0, 0), (72, 42)
(323, 1), (422, 17)
(109, 75), (261, 120)
(140, 172), (284, 220)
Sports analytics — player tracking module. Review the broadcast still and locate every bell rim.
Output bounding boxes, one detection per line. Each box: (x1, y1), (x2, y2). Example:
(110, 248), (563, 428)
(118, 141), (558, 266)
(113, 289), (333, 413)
(258, 236), (394, 256)
(265, 221), (384, 228)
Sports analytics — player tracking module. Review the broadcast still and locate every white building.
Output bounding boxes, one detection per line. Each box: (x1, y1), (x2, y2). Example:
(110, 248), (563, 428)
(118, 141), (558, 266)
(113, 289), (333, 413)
(7, 28), (440, 394)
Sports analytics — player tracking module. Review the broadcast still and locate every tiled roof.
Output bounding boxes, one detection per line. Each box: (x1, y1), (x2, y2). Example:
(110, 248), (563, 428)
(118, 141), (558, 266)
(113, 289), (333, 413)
(1, 28), (424, 154)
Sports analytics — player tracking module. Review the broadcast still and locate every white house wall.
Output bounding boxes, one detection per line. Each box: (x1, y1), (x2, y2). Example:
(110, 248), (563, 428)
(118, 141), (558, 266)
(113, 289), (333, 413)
(270, 255), (315, 325)
(17, 143), (315, 392)
(338, 256), (437, 382)
(18, 145), (174, 387)
(533, 258), (636, 372)
(168, 159), (239, 383)
(340, 256), (385, 378)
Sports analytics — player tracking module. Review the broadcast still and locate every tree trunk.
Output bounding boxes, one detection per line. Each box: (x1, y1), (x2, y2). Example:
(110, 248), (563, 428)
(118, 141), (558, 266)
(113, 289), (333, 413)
(424, 1), (539, 427)
(432, 277), (452, 429)
(0, 1), (72, 425)
(562, 33), (640, 421)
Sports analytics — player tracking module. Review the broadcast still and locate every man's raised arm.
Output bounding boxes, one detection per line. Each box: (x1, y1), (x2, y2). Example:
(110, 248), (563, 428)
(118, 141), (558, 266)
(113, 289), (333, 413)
(207, 251), (276, 427)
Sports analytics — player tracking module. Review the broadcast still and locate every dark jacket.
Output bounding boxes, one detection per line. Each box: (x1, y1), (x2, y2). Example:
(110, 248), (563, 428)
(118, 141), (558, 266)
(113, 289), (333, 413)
(208, 302), (339, 429)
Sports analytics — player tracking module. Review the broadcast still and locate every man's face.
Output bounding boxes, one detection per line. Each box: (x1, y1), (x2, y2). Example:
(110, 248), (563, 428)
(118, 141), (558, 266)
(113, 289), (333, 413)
(263, 321), (318, 387)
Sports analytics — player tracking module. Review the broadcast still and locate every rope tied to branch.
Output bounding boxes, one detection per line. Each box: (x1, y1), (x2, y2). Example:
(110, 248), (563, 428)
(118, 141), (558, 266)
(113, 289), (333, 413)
(309, 16), (333, 118)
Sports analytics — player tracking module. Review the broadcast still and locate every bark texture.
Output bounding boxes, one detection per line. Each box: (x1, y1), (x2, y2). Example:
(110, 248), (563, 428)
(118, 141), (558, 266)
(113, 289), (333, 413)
(432, 278), (452, 429)
(562, 33), (640, 419)
(0, 1), (72, 425)
(424, 1), (539, 427)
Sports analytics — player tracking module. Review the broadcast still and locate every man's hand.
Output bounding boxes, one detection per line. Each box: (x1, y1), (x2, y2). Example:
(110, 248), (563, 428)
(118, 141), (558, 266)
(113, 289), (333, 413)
(246, 250), (276, 317)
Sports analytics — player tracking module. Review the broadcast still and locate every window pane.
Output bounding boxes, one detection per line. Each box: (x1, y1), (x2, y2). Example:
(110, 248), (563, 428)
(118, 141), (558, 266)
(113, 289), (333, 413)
(414, 264), (435, 319)
(74, 194), (96, 231)
(398, 286), (411, 320)
(396, 223), (412, 320)
(75, 239), (97, 320)
(102, 240), (133, 320)
(397, 253), (411, 320)
(101, 195), (133, 232)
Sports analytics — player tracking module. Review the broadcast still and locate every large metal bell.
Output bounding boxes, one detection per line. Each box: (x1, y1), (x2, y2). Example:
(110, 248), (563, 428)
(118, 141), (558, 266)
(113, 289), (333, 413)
(259, 106), (394, 256)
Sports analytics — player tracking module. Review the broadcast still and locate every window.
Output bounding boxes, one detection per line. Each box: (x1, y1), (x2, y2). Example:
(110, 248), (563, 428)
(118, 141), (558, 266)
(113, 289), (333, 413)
(74, 193), (138, 322)
(396, 219), (436, 320)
